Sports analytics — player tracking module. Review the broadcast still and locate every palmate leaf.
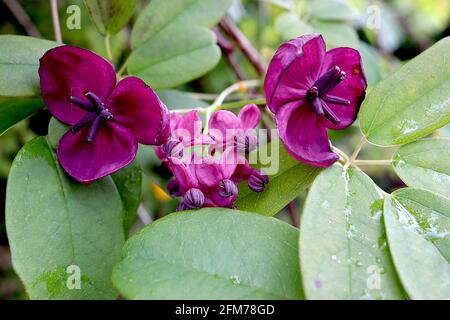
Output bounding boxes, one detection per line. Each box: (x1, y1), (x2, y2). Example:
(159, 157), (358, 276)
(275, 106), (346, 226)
(235, 139), (321, 216)
(359, 37), (450, 146)
(0, 35), (57, 97)
(83, 0), (138, 35)
(0, 98), (44, 136)
(127, 26), (220, 90)
(300, 165), (405, 299)
(112, 208), (303, 299)
(127, 0), (232, 89)
(384, 188), (450, 299)
(6, 137), (124, 299)
(392, 138), (450, 199)
(131, 0), (233, 48)
(111, 160), (142, 235)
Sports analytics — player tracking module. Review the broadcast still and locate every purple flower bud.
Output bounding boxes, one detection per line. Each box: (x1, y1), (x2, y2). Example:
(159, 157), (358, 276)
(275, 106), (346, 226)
(218, 179), (238, 198)
(234, 133), (258, 154)
(167, 178), (181, 197)
(182, 188), (205, 209)
(248, 170), (269, 193)
(162, 138), (184, 157)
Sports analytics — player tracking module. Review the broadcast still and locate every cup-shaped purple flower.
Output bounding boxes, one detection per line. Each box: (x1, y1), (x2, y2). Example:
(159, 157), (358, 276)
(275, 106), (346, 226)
(264, 34), (367, 167)
(39, 46), (170, 182)
(155, 110), (213, 161)
(208, 104), (260, 154)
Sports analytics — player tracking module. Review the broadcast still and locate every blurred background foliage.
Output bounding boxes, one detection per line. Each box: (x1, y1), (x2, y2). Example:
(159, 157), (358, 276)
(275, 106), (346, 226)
(0, 0), (449, 299)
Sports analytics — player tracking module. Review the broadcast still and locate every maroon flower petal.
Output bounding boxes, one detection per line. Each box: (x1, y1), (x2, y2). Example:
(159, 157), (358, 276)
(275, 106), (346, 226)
(210, 186), (237, 207)
(238, 104), (261, 130)
(194, 157), (222, 187)
(57, 123), (137, 183)
(106, 76), (170, 145)
(167, 157), (198, 194)
(39, 46), (116, 125)
(319, 47), (367, 130)
(264, 34), (326, 113)
(174, 110), (202, 145)
(276, 102), (339, 167)
(208, 110), (240, 135)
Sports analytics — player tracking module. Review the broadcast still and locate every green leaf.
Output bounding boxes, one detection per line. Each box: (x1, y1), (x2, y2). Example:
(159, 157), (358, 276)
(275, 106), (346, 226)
(300, 165), (405, 299)
(47, 117), (69, 149)
(0, 35), (58, 97)
(111, 161), (142, 234)
(274, 13), (313, 40)
(127, 26), (220, 90)
(393, 138), (450, 199)
(360, 37), (450, 146)
(0, 98), (44, 136)
(309, 0), (356, 22)
(112, 208), (303, 299)
(6, 137), (125, 299)
(131, 0), (233, 48)
(357, 42), (382, 87)
(235, 140), (321, 216)
(83, 0), (138, 35)
(157, 90), (208, 110)
(311, 20), (359, 48)
(384, 188), (450, 299)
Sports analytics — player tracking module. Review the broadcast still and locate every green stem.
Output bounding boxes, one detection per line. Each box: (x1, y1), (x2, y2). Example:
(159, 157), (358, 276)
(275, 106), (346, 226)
(116, 58), (128, 78)
(344, 136), (366, 170)
(105, 33), (113, 61)
(353, 160), (392, 166)
(218, 98), (266, 110)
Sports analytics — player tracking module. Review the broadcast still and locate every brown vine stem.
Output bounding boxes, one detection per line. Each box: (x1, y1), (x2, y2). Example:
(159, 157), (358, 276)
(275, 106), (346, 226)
(219, 16), (266, 76)
(287, 201), (300, 228)
(3, 0), (42, 38)
(213, 27), (246, 80)
(50, 0), (62, 44)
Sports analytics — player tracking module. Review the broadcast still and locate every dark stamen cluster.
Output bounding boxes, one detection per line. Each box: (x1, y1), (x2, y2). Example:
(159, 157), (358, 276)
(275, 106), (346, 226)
(306, 66), (351, 125)
(69, 91), (114, 144)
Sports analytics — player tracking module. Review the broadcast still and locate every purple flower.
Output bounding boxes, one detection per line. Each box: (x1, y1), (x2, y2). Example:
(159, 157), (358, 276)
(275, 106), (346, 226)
(208, 104), (260, 154)
(155, 110), (213, 161)
(39, 46), (170, 182)
(168, 148), (239, 210)
(264, 34), (367, 167)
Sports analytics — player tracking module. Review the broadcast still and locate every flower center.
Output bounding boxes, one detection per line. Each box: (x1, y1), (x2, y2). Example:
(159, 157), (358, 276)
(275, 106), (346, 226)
(306, 65), (351, 125)
(69, 91), (114, 144)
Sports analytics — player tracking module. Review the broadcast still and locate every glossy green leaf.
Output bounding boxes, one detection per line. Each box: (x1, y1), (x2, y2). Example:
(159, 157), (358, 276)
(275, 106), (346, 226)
(127, 26), (220, 90)
(6, 137), (125, 299)
(131, 0), (233, 48)
(358, 42), (382, 87)
(0, 35), (57, 97)
(360, 37), (450, 146)
(0, 98), (44, 136)
(275, 13), (313, 40)
(393, 139), (450, 199)
(83, 0), (138, 35)
(235, 140), (322, 216)
(309, 0), (356, 22)
(111, 161), (142, 234)
(311, 20), (359, 48)
(112, 208), (303, 299)
(47, 117), (69, 149)
(384, 188), (450, 299)
(157, 90), (208, 110)
(300, 165), (405, 299)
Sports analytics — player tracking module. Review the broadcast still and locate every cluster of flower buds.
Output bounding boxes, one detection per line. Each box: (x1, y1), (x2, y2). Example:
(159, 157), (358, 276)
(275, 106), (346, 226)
(156, 104), (269, 211)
